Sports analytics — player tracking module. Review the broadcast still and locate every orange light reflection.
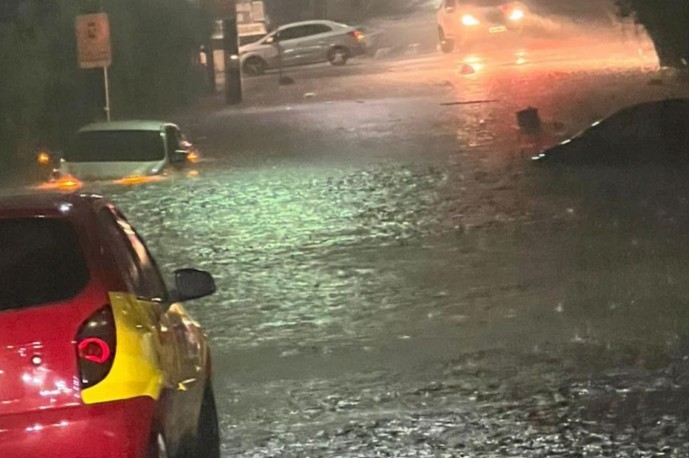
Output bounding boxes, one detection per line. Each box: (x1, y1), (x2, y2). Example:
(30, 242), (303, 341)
(458, 55), (484, 75)
(187, 151), (200, 164)
(114, 175), (165, 186)
(37, 176), (83, 192)
(36, 152), (51, 166)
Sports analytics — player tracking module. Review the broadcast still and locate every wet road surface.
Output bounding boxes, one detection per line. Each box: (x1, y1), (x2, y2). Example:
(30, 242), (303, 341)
(65, 11), (689, 457)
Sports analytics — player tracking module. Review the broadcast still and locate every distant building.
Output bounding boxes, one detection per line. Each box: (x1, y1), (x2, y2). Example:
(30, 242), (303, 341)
(261, 0), (369, 26)
(212, 0), (268, 46)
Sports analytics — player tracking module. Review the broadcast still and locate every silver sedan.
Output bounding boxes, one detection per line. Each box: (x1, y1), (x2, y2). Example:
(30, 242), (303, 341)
(239, 20), (367, 76)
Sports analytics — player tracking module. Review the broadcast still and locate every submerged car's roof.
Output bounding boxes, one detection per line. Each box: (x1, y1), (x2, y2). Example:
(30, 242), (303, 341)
(241, 20), (349, 50)
(0, 193), (103, 216)
(277, 19), (347, 29)
(613, 97), (689, 112)
(78, 120), (173, 133)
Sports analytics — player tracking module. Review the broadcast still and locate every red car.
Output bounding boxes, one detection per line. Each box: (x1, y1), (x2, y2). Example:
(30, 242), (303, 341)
(0, 193), (220, 458)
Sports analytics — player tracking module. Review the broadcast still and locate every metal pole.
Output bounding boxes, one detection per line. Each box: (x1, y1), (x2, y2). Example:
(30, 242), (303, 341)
(204, 42), (217, 94)
(223, 17), (242, 105)
(277, 40), (284, 81)
(276, 34), (294, 86)
(103, 65), (111, 121)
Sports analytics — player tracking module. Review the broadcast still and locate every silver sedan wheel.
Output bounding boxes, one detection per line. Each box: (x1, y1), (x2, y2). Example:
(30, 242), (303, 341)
(328, 47), (349, 66)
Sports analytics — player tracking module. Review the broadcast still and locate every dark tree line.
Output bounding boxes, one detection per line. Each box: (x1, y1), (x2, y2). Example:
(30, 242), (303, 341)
(0, 0), (211, 177)
(263, 0), (413, 25)
(617, 0), (689, 68)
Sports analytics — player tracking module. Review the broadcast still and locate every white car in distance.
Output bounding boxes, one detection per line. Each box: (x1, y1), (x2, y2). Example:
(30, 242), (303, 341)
(239, 20), (367, 76)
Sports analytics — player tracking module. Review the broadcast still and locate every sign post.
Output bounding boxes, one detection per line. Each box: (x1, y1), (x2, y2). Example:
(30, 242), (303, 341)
(76, 13), (113, 121)
(103, 66), (111, 122)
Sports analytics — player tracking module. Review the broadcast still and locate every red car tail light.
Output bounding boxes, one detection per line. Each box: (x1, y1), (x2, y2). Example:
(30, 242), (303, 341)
(78, 338), (111, 363)
(75, 306), (116, 389)
(348, 30), (365, 41)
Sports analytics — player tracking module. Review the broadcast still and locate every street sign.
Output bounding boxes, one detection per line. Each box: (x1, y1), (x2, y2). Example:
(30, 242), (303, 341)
(238, 22), (266, 36)
(75, 13), (112, 69)
(76, 13), (112, 121)
(251, 1), (265, 22)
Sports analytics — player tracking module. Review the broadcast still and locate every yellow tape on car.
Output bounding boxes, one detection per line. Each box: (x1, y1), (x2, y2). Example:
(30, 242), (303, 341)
(81, 292), (164, 404)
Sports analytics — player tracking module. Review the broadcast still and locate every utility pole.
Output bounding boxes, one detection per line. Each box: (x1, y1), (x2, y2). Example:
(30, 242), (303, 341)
(223, 9), (242, 104)
(274, 30), (294, 86)
(210, 0), (242, 104)
(203, 41), (217, 94)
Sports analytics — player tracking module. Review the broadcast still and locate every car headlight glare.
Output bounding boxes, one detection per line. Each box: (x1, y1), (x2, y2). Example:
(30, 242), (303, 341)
(461, 14), (480, 26)
(509, 8), (525, 21)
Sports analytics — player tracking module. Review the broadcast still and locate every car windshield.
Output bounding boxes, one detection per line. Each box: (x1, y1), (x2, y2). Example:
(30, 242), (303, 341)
(0, 218), (88, 312)
(240, 34), (266, 46)
(259, 31), (276, 43)
(65, 130), (165, 163)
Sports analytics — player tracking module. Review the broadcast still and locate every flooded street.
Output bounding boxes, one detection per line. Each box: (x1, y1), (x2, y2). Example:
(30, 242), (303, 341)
(66, 7), (689, 457)
(6, 0), (689, 456)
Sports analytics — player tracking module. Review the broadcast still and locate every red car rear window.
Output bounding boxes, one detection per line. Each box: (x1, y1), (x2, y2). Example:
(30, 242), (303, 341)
(0, 218), (89, 312)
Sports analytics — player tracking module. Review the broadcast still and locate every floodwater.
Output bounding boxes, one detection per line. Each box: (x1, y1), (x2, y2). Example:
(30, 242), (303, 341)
(56, 6), (689, 455)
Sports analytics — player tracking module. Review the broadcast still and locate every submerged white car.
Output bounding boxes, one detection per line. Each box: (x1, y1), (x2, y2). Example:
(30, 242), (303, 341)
(58, 120), (197, 180)
(239, 20), (367, 76)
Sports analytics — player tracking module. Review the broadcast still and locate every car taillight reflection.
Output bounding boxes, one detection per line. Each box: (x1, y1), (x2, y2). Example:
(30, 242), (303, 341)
(75, 306), (116, 389)
(56, 177), (82, 190)
(37, 174), (84, 191)
(115, 175), (165, 186)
